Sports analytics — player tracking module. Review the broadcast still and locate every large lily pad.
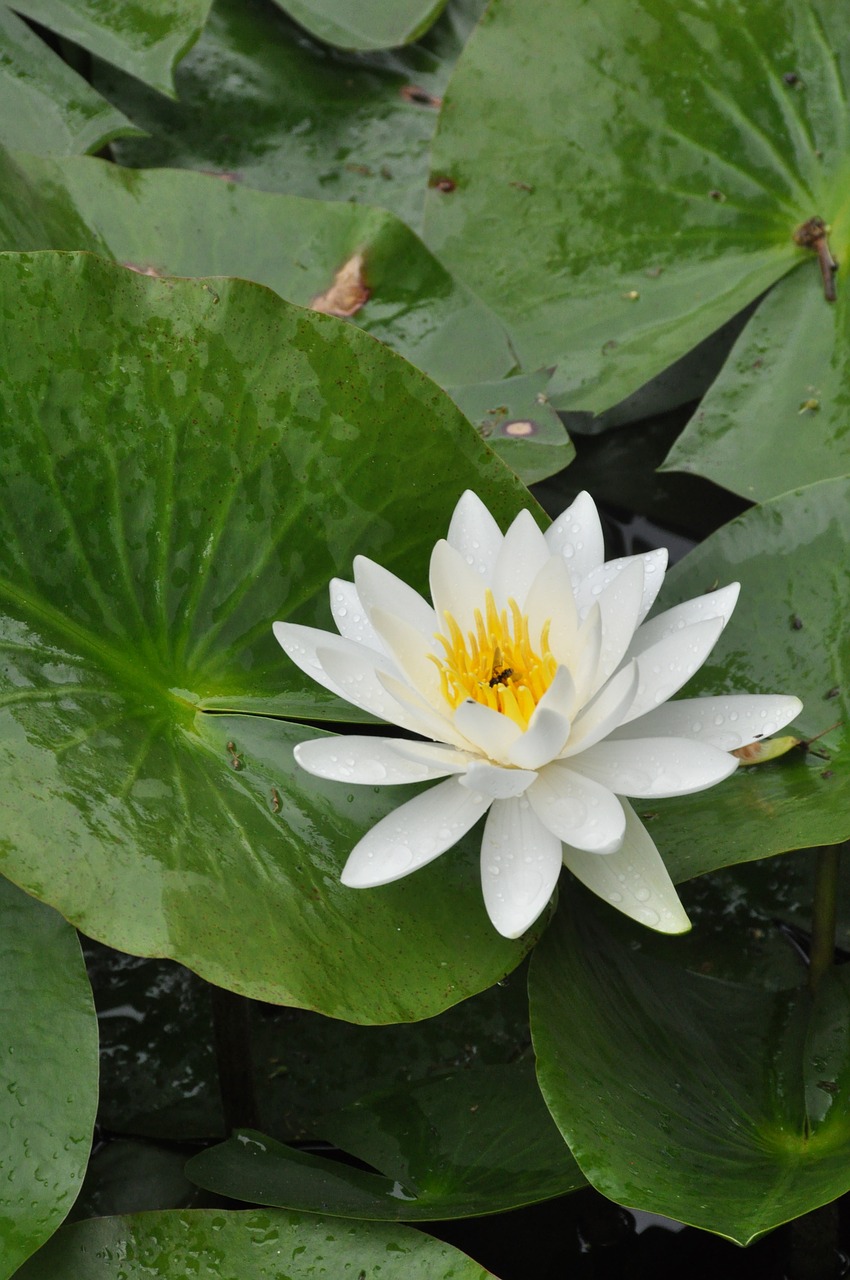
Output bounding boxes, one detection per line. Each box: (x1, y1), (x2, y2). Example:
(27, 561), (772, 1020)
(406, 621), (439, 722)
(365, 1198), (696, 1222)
(0, 878), (98, 1279)
(423, 0), (850, 416)
(273, 0), (450, 52)
(530, 889), (850, 1244)
(16, 1209), (497, 1280)
(0, 250), (541, 1022)
(0, 147), (513, 391)
(185, 1061), (584, 1219)
(96, 0), (487, 231)
(640, 477), (850, 885)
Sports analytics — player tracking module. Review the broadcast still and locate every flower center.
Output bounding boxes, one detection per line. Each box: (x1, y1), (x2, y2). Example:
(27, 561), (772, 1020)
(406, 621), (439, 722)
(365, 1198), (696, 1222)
(431, 589), (557, 730)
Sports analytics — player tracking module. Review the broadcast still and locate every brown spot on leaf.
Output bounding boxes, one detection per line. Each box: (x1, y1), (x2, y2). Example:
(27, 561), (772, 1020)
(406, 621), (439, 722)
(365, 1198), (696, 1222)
(503, 419), (537, 437)
(311, 252), (370, 318)
(400, 84), (442, 108)
(430, 176), (457, 193)
(123, 262), (166, 277)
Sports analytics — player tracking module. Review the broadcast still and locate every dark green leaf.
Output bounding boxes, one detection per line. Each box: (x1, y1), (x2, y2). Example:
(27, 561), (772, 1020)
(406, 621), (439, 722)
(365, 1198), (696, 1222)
(272, 0), (449, 52)
(0, 878), (98, 1279)
(530, 889), (850, 1244)
(186, 1061), (584, 1219)
(0, 251), (540, 1021)
(423, 0), (849, 412)
(16, 1209), (498, 1279)
(0, 147), (514, 389)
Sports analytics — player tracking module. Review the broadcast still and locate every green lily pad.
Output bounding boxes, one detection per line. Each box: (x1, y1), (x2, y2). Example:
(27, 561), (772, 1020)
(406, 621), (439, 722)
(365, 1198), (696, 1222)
(0, 877), (98, 1279)
(662, 265), (850, 501)
(185, 1061), (584, 1219)
(640, 477), (850, 885)
(530, 889), (850, 1244)
(95, 0), (487, 232)
(0, 147), (513, 390)
(0, 6), (138, 155)
(9, 0), (212, 97)
(0, 250), (541, 1021)
(423, 0), (850, 413)
(447, 371), (574, 486)
(273, 0), (449, 52)
(16, 1209), (497, 1280)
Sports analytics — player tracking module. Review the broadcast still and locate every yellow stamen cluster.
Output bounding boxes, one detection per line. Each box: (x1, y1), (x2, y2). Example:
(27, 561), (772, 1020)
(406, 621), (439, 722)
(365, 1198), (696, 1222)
(431, 590), (557, 730)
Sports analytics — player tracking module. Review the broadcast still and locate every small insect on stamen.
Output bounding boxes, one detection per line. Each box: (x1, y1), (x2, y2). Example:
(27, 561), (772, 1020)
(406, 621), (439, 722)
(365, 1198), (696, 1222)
(793, 216), (838, 302)
(488, 668), (514, 688)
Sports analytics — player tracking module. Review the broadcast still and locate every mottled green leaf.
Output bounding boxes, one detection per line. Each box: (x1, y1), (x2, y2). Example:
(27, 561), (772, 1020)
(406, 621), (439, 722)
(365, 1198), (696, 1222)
(448, 372), (574, 485)
(0, 878), (98, 1279)
(272, 0), (449, 52)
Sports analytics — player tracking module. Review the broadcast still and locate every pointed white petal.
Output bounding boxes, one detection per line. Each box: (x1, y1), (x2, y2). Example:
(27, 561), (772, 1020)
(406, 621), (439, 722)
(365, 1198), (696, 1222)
(563, 661), (639, 757)
(575, 549), (667, 624)
(392, 739), (476, 772)
(329, 579), (386, 651)
(294, 736), (465, 785)
(480, 797), (562, 938)
(506, 708), (571, 770)
(627, 583), (740, 660)
(492, 509), (551, 609)
(447, 490), (504, 579)
(453, 697), (523, 759)
(588, 558), (646, 691)
(562, 800), (690, 934)
(318, 645), (423, 731)
(430, 539), (488, 636)
(376, 669), (470, 748)
(569, 736), (739, 798)
(352, 556), (437, 640)
(544, 491), (605, 579)
(529, 763), (625, 853)
(459, 759), (538, 798)
(610, 693), (804, 753)
(524, 555), (580, 667)
(620, 616), (725, 724)
(571, 602), (602, 707)
(274, 621), (391, 703)
(369, 607), (443, 708)
(341, 777), (491, 887)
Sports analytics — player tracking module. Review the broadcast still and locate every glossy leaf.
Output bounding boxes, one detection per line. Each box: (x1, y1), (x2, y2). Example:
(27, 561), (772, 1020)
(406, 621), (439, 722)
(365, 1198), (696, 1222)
(663, 265), (850, 501)
(0, 147), (513, 390)
(423, 0), (850, 411)
(530, 889), (850, 1244)
(16, 1209), (497, 1280)
(186, 1061), (584, 1219)
(0, 251), (540, 1022)
(638, 478), (849, 885)
(273, 0), (449, 52)
(0, 6), (137, 155)
(96, 0), (487, 231)
(0, 877), (98, 1278)
(8, 0), (213, 97)
(448, 372), (574, 485)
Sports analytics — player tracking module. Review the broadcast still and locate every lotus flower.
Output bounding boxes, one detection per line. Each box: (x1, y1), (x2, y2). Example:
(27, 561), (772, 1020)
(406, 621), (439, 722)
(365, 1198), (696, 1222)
(274, 492), (801, 939)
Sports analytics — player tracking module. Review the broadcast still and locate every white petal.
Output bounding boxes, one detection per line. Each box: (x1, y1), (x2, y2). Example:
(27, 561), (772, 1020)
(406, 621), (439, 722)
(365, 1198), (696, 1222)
(626, 583), (740, 660)
(529, 763), (626, 853)
(524, 555), (580, 667)
(492, 509), (551, 609)
(569, 736), (739, 798)
(575, 549), (667, 624)
(430, 539), (488, 636)
(589, 558), (646, 691)
(352, 555), (437, 640)
(459, 759), (538, 798)
(562, 800), (690, 934)
(294, 736), (465, 785)
(329, 579), (386, 651)
(611, 694), (804, 753)
(506, 708), (571, 770)
(341, 777), (491, 886)
(392, 739), (476, 771)
(480, 797), (562, 938)
(376, 669), (470, 748)
(571, 602), (602, 706)
(447, 490), (504, 579)
(369, 607), (443, 707)
(453, 697), (523, 759)
(544, 491), (605, 579)
(620, 616), (725, 724)
(317, 645), (423, 732)
(563, 661), (639, 757)
(274, 621), (394, 704)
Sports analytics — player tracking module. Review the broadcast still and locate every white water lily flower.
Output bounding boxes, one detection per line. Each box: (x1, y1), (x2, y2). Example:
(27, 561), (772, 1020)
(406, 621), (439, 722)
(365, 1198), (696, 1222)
(274, 491), (802, 940)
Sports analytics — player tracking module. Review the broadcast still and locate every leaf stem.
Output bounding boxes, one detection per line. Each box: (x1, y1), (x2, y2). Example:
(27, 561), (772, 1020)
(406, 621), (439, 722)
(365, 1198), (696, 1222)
(210, 984), (260, 1133)
(808, 844), (842, 997)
